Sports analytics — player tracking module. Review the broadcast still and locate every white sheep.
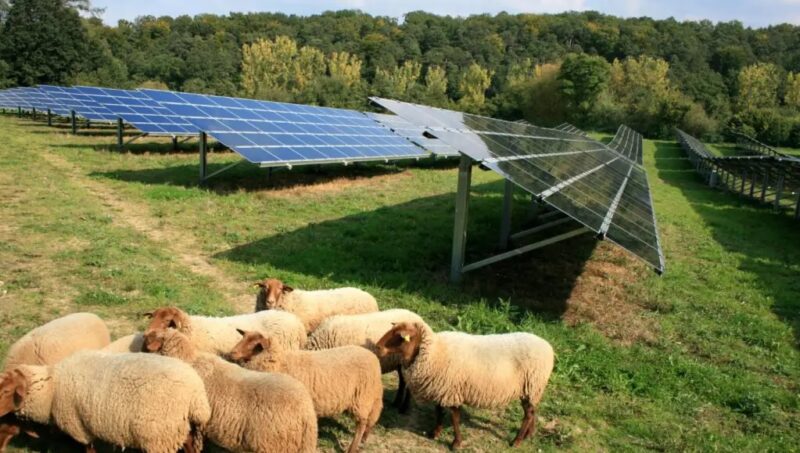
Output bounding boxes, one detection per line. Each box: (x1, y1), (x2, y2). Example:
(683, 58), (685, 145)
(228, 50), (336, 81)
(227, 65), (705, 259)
(144, 328), (318, 453)
(3, 313), (111, 371)
(307, 309), (424, 411)
(230, 329), (383, 453)
(375, 321), (554, 449)
(101, 333), (145, 353)
(0, 351), (211, 453)
(143, 306), (307, 354)
(254, 278), (379, 332)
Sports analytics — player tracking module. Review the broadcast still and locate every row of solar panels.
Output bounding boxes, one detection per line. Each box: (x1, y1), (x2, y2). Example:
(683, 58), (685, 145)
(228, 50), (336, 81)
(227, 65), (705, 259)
(373, 97), (665, 273)
(0, 85), (462, 167)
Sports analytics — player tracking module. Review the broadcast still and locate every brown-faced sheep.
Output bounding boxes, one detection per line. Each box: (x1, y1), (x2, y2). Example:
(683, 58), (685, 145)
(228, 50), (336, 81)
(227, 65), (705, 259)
(375, 321), (554, 449)
(254, 278), (379, 332)
(144, 328), (318, 453)
(143, 306), (306, 355)
(0, 351), (211, 453)
(229, 330), (383, 453)
(101, 333), (145, 353)
(307, 309), (424, 412)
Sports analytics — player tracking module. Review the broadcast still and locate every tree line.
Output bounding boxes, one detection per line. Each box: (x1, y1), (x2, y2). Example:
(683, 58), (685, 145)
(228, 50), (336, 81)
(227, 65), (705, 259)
(1, 0), (800, 145)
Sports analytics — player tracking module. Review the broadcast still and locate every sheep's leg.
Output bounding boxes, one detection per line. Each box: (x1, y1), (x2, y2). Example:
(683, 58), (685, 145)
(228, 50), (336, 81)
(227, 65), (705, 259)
(183, 430), (198, 453)
(512, 399), (535, 447)
(392, 367), (405, 407)
(430, 404), (445, 440)
(449, 406), (463, 450)
(84, 444), (96, 453)
(347, 421), (367, 453)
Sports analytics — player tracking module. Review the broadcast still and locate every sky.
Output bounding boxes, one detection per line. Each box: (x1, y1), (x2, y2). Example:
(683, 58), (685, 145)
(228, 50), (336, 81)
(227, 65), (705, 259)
(91, 0), (800, 28)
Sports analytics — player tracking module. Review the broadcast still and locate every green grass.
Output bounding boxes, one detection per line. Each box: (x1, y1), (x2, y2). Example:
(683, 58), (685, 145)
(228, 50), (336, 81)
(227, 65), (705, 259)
(0, 114), (799, 452)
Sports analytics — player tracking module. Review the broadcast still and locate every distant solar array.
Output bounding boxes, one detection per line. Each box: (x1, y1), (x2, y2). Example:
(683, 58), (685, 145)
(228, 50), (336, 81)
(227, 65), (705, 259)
(141, 89), (428, 166)
(608, 125), (644, 164)
(676, 128), (800, 218)
(372, 97), (665, 273)
(38, 85), (118, 121)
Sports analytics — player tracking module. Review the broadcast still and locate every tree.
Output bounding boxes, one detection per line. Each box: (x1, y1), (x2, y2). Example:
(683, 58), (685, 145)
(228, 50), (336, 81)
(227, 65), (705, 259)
(0, 0), (89, 85)
(457, 63), (493, 113)
(520, 63), (566, 126)
(785, 72), (800, 110)
(373, 60), (421, 99)
(241, 36), (297, 99)
(292, 46), (326, 92)
(736, 63), (780, 111)
(422, 65), (448, 106)
(327, 51), (362, 88)
(558, 53), (610, 121)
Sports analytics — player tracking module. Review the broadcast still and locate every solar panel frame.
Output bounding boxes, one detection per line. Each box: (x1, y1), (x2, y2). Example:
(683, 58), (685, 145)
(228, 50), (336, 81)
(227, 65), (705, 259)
(367, 112), (458, 156)
(72, 86), (196, 136)
(372, 97), (665, 273)
(9, 87), (72, 116)
(141, 89), (429, 167)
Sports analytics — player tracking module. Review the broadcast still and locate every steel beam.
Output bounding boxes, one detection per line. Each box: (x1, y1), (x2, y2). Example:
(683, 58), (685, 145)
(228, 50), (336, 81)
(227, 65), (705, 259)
(761, 172), (768, 202)
(116, 118), (124, 151)
(47, 109), (52, 127)
(774, 174), (784, 211)
(199, 131), (208, 183)
(449, 155), (473, 283)
(461, 226), (590, 274)
(510, 216), (571, 242)
(172, 136), (179, 151)
(70, 110), (77, 135)
(499, 179), (513, 250)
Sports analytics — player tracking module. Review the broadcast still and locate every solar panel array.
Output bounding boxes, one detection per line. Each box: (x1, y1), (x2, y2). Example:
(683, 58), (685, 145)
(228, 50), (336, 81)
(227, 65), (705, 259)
(74, 86), (196, 135)
(553, 122), (587, 136)
(608, 125), (644, 164)
(38, 85), (118, 121)
(371, 97), (665, 273)
(141, 89), (428, 166)
(734, 132), (787, 158)
(367, 112), (458, 156)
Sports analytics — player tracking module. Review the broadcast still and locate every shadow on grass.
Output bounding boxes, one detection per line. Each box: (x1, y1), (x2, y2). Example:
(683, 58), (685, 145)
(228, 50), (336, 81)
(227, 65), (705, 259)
(214, 177), (595, 317)
(55, 140), (200, 155)
(653, 140), (800, 347)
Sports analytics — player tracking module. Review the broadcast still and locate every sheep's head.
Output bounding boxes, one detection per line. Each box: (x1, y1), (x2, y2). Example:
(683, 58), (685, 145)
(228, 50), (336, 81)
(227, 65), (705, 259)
(228, 329), (272, 364)
(142, 307), (189, 337)
(375, 322), (422, 365)
(0, 370), (27, 417)
(253, 278), (294, 311)
(142, 328), (193, 361)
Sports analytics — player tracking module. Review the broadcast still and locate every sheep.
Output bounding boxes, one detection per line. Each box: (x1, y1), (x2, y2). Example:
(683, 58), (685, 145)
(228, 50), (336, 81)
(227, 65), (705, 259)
(230, 330), (383, 453)
(0, 351), (211, 453)
(143, 306), (307, 355)
(2, 313), (111, 371)
(144, 328), (318, 453)
(375, 321), (554, 449)
(307, 309), (425, 412)
(101, 333), (145, 353)
(254, 278), (379, 332)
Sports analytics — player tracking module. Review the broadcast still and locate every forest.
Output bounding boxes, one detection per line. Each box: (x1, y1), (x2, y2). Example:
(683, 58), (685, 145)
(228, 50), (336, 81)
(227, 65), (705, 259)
(1, 0), (800, 144)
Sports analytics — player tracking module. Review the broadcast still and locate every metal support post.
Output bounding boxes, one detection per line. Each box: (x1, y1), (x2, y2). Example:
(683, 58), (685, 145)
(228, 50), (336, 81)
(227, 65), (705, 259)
(32, 108), (36, 121)
(17, 106), (21, 118)
(70, 110), (77, 135)
(760, 172), (768, 202)
(795, 193), (800, 219)
(774, 175), (784, 211)
(708, 169), (718, 187)
(749, 175), (756, 198)
(740, 171), (746, 194)
(199, 131), (208, 183)
(499, 179), (513, 250)
(172, 136), (179, 151)
(116, 118), (124, 151)
(86, 119), (91, 129)
(450, 155), (473, 283)
(47, 109), (52, 127)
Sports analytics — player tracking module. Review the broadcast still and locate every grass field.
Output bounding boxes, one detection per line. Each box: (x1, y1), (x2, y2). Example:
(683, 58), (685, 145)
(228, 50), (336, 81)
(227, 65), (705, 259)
(0, 114), (798, 452)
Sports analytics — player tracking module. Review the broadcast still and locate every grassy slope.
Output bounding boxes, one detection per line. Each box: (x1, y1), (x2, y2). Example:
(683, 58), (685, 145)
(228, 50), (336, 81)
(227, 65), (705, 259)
(0, 116), (798, 452)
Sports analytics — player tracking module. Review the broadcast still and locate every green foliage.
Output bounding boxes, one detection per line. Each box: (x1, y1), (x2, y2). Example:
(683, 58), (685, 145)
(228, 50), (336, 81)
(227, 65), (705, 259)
(0, 58), (11, 88)
(737, 63), (781, 111)
(558, 53), (610, 121)
(422, 65), (449, 107)
(457, 62), (493, 113)
(373, 60), (422, 100)
(519, 63), (566, 126)
(786, 72), (800, 110)
(0, 0), (88, 85)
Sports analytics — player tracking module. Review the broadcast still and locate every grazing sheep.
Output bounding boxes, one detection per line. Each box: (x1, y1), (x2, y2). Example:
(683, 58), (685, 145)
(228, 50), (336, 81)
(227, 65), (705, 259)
(254, 278), (379, 332)
(1, 313), (111, 449)
(143, 306), (306, 354)
(3, 313), (111, 371)
(307, 309), (424, 411)
(0, 351), (211, 453)
(144, 329), (318, 453)
(101, 333), (145, 353)
(230, 330), (383, 453)
(375, 321), (554, 449)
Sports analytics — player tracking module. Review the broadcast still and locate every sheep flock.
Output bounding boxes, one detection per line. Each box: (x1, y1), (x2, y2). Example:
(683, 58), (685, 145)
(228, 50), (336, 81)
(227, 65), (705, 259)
(0, 278), (554, 452)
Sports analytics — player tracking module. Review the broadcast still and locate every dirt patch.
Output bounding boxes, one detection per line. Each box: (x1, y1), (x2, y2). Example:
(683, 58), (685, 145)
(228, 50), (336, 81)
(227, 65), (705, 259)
(263, 169), (413, 198)
(561, 243), (658, 345)
(39, 152), (253, 313)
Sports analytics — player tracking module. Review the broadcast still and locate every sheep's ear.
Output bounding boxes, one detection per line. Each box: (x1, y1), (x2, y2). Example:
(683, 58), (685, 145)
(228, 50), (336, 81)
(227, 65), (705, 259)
(253, 282), (266, 289)
(11, 370), (26, 409)
(282, 285), (294, 293)
(141, 311), (154, 319)
(236, 328), (246, 337)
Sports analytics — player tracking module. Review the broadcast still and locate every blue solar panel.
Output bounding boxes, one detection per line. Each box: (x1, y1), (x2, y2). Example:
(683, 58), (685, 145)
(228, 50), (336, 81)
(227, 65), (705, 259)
(38, 85), (118, 122)
(0, 89), (33, 109)
(73, 86), (196, 135)
(10, 87), (71, 116)
(140, 89), (428, 166)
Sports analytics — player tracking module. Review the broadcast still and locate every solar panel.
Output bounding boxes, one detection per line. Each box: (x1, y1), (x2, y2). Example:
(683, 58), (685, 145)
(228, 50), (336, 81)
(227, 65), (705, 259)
(8, 87), (71, 116)
(38, 85), (118, 121)
(0, 89), (33, 109)
(553, 122), (587, 136)
(608, 125), (643, 164)
(141, 89), (428, 166)
(73, 86), (196, 136)
(367, 112), (458, 156)
(372, 97), (665, 273)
